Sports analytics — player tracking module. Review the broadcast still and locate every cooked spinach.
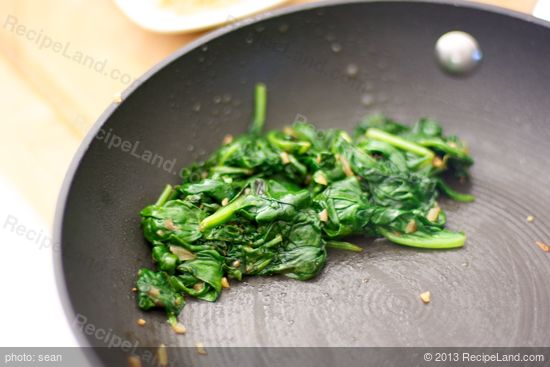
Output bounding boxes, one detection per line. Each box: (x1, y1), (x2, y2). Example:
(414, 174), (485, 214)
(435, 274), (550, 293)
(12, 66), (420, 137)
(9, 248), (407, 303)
(136, 83), (474, 322)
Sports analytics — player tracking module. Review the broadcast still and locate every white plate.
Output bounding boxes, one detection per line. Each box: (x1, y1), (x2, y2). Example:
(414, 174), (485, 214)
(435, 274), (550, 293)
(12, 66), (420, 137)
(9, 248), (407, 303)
(113, 0), (290, 34)
(534, 0), (550, 22)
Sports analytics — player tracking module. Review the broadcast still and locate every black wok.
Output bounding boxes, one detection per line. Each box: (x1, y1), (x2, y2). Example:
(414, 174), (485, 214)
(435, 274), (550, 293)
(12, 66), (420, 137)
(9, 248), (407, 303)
(54, 1), (550, 366)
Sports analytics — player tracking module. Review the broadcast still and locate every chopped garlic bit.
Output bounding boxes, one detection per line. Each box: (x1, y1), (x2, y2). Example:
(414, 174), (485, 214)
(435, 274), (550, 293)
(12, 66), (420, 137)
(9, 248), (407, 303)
(536, 241), (550, 253)
(319, 208), (329, 222)
(314, 172), (328, 186)
(221, 277), (230, 289)
(283, 126), (296, 137)
(169, 245), (196, 261)
(339, 155), (354, 177)
(131, 287), (137, 292)
(157, 344), (168, 367)
(427, 205), (441, 222)
(232, 260), (241, 268)
(148, 287), (160, 298)
(222, 134), (234, 145)
(195, 342), (207, 355)
(221, 198), (230, 207)
(171, 322), (186, 334)
(164, 218), (178, 231)
(405, 220), (417, 234)
(527, 215), (535, 223)
(193, 282), (205, 292)
(280, 151), (290, 165)
(432, 156), (445, 169)
(137, 318), (146, 326)
(420, 291), (431, 304)
(128, 355), (142, 367)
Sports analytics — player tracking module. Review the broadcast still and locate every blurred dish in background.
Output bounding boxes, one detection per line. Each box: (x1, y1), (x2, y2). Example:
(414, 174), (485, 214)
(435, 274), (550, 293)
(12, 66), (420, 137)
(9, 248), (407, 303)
(533, 0), (550, 21)
(113, 0), (290, 33)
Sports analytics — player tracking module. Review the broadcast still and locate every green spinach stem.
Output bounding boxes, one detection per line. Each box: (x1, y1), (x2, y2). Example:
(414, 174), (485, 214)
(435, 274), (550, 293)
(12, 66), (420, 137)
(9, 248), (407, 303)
(366, 128), (435, 159)
(249, 83), (267, 135)
(436, 179), (475, 202)
(326, 241), (363, 252)
(200, 194), (247, 231)
(155, 184), (173, 206)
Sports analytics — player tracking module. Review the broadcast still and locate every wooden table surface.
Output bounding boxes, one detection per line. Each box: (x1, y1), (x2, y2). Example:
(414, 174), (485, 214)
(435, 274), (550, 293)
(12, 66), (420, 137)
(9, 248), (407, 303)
(0, 0), (538, 224)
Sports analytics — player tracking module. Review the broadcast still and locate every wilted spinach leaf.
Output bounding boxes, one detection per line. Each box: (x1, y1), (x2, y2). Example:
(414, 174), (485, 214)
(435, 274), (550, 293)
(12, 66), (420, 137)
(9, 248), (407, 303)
(135, 83), (474, 324)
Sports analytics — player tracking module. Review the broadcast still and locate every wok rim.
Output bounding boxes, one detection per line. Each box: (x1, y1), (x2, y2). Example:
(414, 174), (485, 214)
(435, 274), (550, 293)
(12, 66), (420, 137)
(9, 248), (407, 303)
(52, 0), (550, 361)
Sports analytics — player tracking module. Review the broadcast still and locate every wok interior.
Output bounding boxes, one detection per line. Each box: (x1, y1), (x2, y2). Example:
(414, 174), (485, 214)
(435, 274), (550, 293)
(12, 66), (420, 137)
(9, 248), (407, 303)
(58, 1), (550, 364)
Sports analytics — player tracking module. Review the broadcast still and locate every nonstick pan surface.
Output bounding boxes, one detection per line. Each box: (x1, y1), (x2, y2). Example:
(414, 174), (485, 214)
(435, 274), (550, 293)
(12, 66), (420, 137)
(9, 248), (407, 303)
(55, 1), (550, 365)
